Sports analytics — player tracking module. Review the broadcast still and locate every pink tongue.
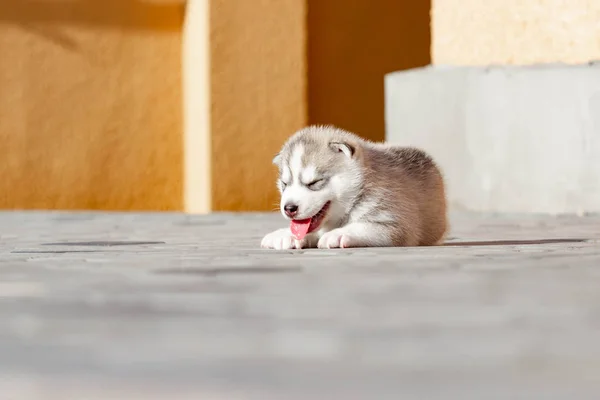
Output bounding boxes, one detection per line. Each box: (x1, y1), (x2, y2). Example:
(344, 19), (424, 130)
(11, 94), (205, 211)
(290, 218), (311, 240)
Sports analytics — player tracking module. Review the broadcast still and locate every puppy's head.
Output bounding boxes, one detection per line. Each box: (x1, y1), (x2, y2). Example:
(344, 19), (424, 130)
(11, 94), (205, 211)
(272, 126), (364, 229)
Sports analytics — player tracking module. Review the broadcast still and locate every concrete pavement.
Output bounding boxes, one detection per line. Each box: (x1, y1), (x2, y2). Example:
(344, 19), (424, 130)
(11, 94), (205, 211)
(1, 211), (600, 399)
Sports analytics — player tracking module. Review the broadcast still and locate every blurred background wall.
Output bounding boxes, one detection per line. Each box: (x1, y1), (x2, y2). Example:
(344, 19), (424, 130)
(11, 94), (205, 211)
(307, 0), (430, 142)
(3, 0), (594, 213)
(1, 0), (430, 212)
(0, 0), (184, 210)
(185, 0), (431, 213)
(432, 0), (600, 65)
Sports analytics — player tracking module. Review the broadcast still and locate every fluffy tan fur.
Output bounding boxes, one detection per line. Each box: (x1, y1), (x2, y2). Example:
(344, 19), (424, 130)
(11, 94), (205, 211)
(265, 125), (448, 248)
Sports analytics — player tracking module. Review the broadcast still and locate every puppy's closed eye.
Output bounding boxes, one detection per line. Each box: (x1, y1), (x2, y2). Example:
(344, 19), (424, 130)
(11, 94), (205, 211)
(307, 179), (325, 191)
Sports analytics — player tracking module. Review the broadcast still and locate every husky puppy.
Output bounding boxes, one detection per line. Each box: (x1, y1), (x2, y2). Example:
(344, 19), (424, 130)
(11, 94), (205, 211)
(261, 125), (447, 249)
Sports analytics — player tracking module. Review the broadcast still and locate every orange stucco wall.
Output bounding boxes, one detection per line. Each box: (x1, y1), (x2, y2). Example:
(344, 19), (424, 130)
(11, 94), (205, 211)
(1, 0), (432, 212)
(433, 0), (600, 65)
(205, 0), (431, 212)
(307, 0), (431, 142)
(207, 0), (308, 212)
(0, 0), (184, 210)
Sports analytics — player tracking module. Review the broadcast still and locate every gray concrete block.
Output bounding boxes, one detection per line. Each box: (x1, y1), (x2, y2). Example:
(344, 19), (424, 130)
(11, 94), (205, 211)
(384, 63), (600, 214)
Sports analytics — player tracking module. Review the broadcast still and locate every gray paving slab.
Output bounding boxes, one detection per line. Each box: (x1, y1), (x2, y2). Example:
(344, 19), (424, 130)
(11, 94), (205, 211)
(0, 211), (600, 399)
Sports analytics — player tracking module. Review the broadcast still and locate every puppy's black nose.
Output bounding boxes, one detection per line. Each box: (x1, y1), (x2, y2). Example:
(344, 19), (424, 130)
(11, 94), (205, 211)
(284, 204), (299, 217)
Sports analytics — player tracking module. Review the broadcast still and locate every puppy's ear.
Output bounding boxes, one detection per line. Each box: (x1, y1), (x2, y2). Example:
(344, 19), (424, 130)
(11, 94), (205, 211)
(329, 141), (355, 159)
(272, 152), (282, 166)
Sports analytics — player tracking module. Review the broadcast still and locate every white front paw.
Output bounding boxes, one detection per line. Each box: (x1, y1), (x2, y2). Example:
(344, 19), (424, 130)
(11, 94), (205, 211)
(317, 229), (353, 249)
(261, 228), (306, 250)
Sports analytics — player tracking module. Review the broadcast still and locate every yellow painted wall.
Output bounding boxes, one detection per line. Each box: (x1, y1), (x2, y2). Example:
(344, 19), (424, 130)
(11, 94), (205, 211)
(0, 0), (184, 210)
(1, 0), (432, 212)
(307, 0), (431, 142)
(208, 0), (308, 212)
(202, 0), (431, 212)
(433, 0), (600, 65)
